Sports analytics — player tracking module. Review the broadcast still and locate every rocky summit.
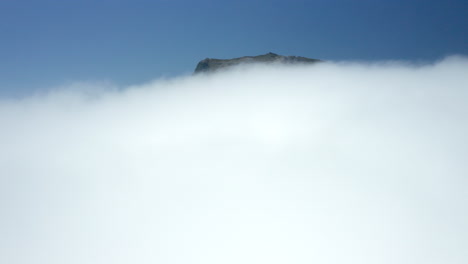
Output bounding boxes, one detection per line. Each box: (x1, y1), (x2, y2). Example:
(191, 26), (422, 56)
(194, 52), (321, 74)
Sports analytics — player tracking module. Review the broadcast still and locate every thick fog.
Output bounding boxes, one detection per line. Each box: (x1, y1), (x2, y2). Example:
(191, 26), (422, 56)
(1, 57), (467, 264)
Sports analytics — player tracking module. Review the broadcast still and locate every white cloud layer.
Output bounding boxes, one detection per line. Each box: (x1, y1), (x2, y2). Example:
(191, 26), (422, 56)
(1, 57), (467, 264)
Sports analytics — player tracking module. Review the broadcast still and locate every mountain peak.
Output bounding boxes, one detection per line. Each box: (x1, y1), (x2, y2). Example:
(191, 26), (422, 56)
(194, 53), (321, 74)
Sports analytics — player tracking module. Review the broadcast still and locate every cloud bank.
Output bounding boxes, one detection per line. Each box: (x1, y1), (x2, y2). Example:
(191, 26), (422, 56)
(1, 57), (467, 264)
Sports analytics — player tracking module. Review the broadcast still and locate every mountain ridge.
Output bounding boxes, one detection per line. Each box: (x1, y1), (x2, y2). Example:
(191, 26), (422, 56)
(194, 52), (321, 73)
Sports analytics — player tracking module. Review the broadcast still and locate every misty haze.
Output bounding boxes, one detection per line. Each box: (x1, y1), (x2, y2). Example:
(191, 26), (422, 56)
(1, 57), (467, 264)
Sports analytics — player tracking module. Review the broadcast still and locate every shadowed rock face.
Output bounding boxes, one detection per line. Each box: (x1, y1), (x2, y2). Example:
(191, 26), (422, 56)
(194, 52), (321, 73)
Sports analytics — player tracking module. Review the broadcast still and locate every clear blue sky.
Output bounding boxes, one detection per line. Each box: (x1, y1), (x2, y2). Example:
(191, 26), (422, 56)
(1, 0), (467, 96)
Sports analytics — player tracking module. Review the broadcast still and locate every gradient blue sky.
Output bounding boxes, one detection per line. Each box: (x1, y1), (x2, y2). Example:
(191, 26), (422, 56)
(1, 0), (467, 96)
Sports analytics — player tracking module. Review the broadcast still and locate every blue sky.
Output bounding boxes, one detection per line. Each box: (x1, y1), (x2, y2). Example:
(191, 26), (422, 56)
(1, 0), (467, 96)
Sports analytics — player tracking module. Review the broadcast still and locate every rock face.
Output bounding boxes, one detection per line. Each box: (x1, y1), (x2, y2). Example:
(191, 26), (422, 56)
(194, 52), (321, 74)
